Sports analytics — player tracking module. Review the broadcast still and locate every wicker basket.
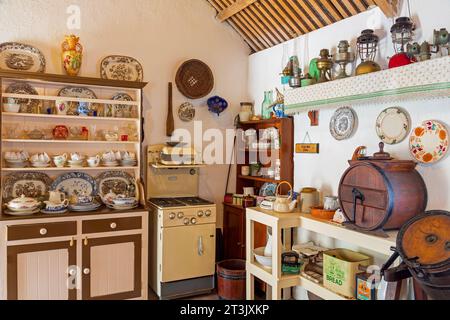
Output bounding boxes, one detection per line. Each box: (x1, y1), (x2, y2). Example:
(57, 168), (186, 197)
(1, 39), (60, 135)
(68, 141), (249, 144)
(175, 59), (214, 99)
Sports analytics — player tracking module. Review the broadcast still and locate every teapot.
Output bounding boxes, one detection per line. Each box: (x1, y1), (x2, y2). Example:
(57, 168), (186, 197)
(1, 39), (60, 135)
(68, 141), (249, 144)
(273, 181), (298, 213)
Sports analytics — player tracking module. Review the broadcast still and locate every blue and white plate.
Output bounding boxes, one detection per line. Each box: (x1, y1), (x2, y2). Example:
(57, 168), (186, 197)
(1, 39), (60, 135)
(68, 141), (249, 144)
(41, 208), (68, 215)
(259, 183), (278, 197)
(51, 172), (98, 198)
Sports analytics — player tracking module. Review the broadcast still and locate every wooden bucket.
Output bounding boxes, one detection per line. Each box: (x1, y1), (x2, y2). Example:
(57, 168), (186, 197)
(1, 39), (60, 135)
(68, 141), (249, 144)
(217, 260), (246, 300)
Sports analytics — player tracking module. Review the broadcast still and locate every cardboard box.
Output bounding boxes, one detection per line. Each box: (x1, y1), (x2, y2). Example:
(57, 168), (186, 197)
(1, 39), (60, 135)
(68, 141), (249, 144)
(323, 249), (372, 298)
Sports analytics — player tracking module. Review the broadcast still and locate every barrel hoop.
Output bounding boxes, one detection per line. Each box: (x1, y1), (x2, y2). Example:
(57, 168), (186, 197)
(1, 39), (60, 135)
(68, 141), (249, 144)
(217, 271), (246, 281)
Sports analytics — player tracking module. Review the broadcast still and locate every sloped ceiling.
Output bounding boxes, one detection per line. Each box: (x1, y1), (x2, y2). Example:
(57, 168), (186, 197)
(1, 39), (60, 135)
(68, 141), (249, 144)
(206, 0), (400, 52)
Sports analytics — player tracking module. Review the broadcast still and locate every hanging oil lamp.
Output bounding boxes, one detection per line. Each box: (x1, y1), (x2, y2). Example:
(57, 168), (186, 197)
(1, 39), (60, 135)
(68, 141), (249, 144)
(333, 40), (355, 79)
(355, 29), (381, 76)
(316, 49), (333, 83)
(389, 17), (416, 69)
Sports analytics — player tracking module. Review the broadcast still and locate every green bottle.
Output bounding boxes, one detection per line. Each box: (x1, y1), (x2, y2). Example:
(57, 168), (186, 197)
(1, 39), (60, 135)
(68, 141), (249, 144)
(261, 91), (273, 120)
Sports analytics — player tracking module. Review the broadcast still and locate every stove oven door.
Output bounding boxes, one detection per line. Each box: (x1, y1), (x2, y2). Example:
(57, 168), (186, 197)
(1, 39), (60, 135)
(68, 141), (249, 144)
(161, 224), (216, 283)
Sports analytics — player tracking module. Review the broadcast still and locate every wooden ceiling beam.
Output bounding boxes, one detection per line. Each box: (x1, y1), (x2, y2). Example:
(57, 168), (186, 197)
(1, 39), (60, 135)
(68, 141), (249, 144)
(279, 0), (312, 35)
(217, 0), (258, 22)
(294, 0), (325, 29)
(317, 0), (344, 21)
(253, 1), (292, 42)
(352, 0), (368, 12)
(331, 0), (351, 18)
(341, 0), (358, 15)
(373, 0), (400, 17)
(247, 3), (287, 44)
(307, 0), (335, 25)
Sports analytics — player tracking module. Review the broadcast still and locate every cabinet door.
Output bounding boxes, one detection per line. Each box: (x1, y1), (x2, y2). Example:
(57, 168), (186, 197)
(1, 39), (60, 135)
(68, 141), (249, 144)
(223, 205), (245, 260)
(82, 235), (141, 300)
(7, 241), (77, 300)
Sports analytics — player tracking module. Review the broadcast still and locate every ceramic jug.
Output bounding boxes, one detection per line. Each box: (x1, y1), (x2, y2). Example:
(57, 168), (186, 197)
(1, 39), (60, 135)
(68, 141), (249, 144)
(300, 188), (320, 213)
(62, 35), (83, 76)
(324, 196), (340, 211)
(48, 191), (68, 205)
(53, 153), (68, 168)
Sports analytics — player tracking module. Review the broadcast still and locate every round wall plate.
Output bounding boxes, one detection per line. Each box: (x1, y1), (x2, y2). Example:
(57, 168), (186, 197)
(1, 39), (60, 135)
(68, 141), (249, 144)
(376, 107), (411, 145)
(178, 102), (195, 122)
(330, 107), (357, 141)
(410, 120), (449, 165)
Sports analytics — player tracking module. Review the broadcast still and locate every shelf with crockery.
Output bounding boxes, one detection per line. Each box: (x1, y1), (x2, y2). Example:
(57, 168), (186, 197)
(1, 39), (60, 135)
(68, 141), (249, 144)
(0, 70), (148, 214)
(284, 56), (450, 113)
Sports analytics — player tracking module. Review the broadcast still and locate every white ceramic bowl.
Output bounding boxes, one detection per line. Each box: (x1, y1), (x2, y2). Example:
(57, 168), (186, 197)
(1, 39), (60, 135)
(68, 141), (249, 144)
(3, 103), (20, 113)
(253, 247), (272, 268)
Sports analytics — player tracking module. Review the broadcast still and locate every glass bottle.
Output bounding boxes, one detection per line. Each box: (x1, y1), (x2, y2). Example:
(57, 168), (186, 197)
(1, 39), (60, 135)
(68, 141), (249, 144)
(261, 91), (273, 120)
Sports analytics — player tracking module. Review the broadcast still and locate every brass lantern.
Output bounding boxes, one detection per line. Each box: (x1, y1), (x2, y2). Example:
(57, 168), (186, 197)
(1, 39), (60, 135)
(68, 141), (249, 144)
(356, 29), (381, 76)
(389, 17), (416, 68)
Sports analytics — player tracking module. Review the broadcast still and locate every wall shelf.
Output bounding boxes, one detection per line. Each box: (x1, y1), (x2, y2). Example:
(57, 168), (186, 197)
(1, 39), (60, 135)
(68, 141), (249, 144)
(238, 175), (280, 183)
(2, 112), (139, 122)
(3, 139), (138, 145)
(1, 166), (138, 172)
(285, 56), (450, 113)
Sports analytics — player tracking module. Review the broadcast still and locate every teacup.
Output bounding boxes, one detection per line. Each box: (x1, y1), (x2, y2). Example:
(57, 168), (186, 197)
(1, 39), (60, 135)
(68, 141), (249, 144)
(71, 153), (84, 162)
(49, 191), (68, 205)
(87, 155), (100, 168)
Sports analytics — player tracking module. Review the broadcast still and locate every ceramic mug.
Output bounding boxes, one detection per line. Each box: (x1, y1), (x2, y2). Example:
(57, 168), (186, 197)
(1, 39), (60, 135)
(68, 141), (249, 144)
(48, 191), (68, 205)
(241, 166), (250, 176)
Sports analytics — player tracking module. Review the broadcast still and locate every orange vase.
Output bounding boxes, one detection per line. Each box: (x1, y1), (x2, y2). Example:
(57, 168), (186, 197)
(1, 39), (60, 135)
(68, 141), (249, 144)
(62, 35), (83, 76)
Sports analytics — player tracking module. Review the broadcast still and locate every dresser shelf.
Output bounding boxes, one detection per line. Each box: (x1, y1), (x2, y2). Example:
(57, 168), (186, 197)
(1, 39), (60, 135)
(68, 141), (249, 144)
(2, 112), (139, 122)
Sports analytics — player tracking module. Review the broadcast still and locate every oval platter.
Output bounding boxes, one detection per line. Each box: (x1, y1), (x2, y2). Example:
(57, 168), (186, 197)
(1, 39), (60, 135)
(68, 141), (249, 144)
(410, 120), (449, 165)
(2, 172), (52, 202)
(95, 171), (137, 198)
(376, 107), (411, 145)
(51, 172), (98, 198)
(5, 82), (41, 113)
(0, 42), (46, 73)
(58, 86), (98, 115)
(100, 55), (143, 82)
(330, 107), (357, 141)
(109, 92), (134, 118)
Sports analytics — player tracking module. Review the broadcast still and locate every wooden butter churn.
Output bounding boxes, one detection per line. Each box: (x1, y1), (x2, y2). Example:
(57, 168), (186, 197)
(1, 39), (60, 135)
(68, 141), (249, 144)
(338, 143), (428, 233)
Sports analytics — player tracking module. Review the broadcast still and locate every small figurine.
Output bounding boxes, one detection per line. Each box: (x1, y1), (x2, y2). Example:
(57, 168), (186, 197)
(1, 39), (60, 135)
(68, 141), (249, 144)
(433, 28), (450, 55)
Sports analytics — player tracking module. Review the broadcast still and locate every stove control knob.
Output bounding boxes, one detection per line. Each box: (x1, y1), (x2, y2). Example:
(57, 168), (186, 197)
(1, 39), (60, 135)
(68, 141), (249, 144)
(177, 212), (184, 219)
(197, 210), (204, 217)
(191, 218), (197, 225)
(169, 213), (176, 220)
(205, 210), (212, 217)
(183, 218), (190, 225)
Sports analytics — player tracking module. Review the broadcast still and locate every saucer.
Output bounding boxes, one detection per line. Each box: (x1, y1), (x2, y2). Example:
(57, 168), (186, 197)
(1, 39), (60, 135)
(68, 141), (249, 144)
(31, 162), (50, 168)
(41, 208), (68, 215)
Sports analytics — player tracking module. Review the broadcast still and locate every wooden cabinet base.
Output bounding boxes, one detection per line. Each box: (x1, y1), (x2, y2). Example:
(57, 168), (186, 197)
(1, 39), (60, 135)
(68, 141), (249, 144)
(0, 210), (148, 300)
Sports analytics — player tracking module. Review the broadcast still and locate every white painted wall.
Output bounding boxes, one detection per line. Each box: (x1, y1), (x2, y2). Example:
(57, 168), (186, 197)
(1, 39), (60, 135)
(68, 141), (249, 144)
(248, 0), (450, 299)
(0, 0), (251, 227)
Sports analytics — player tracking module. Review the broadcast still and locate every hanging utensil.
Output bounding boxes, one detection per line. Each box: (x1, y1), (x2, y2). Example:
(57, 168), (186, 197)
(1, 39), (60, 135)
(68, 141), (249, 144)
(166, 82), (174, 137)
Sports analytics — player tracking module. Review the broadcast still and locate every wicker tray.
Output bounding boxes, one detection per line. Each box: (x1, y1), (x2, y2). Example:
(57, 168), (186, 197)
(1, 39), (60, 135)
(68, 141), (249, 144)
(175, 59), (214, 99)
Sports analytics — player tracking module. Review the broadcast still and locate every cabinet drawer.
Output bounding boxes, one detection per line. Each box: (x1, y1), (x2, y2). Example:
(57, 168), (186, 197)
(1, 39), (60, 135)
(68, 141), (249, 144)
(82, 217), (142, 234)
(7, 222), (77, 241)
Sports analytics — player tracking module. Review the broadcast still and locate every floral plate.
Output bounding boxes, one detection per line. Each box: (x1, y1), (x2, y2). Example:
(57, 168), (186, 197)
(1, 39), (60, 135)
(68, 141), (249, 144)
(100, 56), (143, 82)
(5, 82), (41, 113)
(51, 172), (98, 198)
(259, 183), (278, 197)
(107, 93), (134, 118)
(2, 172), (52, 203)
(0, 42), (46, 73)
(330, 107), (357, 141)
(178, 102), (196, 122)
(96, 171), (137, 199)
(410, 120), (449, 165)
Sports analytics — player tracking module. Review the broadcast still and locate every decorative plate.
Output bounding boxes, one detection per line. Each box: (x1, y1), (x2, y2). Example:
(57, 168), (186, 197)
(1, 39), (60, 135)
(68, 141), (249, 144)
(175, 59), (214, 99)
(259, 183), (278, 197)
(100, 55), (143, 82)
(3, 172), (52, 202)
(96, 171), (137, 198)
(178, 102), (196, 122)
(0, 42), (46, 72)
(207, 96), (228, 116)
(108, 93), (134, 118)
(410, 120), (449, 165)
(376, 107), (411, 145)
(51, 172), (98, 198)
(5, 82), (41, 113)
(330, 107), (357, 141)
(58, 86), (98, 115)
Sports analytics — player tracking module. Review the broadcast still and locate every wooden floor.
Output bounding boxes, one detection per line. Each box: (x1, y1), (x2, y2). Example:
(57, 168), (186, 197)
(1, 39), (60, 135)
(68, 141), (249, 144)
(148, 288), (220, 300)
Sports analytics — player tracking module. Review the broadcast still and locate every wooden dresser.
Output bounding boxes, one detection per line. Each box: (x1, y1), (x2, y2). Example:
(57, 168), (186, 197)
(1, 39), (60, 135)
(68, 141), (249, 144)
(0, 208), (148, 300)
